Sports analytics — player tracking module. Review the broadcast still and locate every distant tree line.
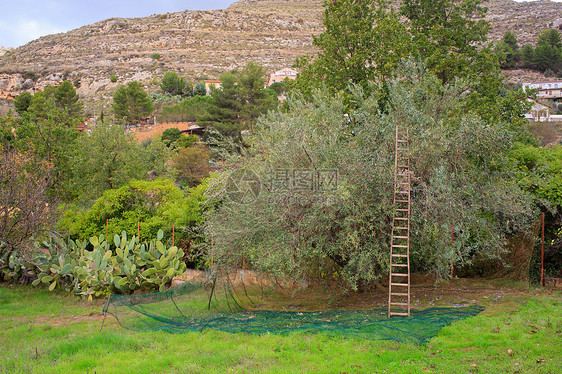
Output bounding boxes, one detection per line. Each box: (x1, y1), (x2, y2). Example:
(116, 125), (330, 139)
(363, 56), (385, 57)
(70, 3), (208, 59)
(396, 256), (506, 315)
(498, 29), (562, 77)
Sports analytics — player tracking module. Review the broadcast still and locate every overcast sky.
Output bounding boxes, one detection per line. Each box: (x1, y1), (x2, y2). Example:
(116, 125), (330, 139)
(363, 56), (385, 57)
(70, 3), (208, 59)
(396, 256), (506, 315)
(0, 0), (559, 48)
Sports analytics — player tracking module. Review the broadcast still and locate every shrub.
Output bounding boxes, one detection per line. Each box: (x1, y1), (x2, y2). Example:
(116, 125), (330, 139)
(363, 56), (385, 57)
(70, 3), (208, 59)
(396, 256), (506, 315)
(161, 127), (182, 146)
(159, 95), (213, 123)
(171, 145), (210, 188)
(160, 71), (186, 96)
(59, 178), (207, 247)
(0, 149), (57, 262)
(175, 134), (198, 149)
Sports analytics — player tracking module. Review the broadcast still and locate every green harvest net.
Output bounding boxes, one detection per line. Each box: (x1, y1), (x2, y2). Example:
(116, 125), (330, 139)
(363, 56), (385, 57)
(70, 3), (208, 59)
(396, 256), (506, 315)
(102, 272), (484, 345)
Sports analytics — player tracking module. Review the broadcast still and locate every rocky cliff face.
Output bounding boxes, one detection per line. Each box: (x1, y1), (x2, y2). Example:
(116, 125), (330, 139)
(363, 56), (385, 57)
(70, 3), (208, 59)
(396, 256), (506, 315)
(0, 0), (560, 115)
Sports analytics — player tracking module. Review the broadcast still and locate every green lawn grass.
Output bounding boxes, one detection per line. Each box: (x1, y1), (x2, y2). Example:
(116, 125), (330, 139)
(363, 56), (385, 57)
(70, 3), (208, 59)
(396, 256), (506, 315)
(0, 283), (560, 373)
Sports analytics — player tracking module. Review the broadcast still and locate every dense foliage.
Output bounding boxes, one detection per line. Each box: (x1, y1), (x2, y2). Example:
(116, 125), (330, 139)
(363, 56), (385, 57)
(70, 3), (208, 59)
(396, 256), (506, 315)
(2, 1), (560, 294)
(60, 178), (207, 245)
(294, 0), (496, 102)
(203, 62), (278, 129)
(68, 122), (169, 202)
(205, 64), (538, 289)
(112, 81), (154, 125)
(160, 71), (190, 96)
(159, 95), (213, 123)
(499, 29), (562, 76)
(0, 148), (57, 262)
(171, 146), (210, 188)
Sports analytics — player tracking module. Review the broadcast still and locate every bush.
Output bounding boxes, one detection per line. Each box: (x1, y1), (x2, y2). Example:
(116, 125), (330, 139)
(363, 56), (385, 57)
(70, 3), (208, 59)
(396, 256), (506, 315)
(193, 81), (206, 96)
(159, 95), (213, 123)
(171, 145), (210, 187)
(175, 134), (198, 149)
(160, 71), (186, 96)
(0, 149), (57, 262)
(161, 127), (182, 146)
(268, 82), (285, 96)
(59, 178), (207, 248)
(161, 128), (198, 149)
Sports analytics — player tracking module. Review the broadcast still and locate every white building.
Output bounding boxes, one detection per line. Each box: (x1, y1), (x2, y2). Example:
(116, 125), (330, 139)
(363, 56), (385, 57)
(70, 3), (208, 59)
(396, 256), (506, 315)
(522, 80), (562, 99)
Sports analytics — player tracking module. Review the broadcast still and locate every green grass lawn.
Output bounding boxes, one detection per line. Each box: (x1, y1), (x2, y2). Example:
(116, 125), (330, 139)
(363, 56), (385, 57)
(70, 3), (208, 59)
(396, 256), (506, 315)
(0, 283), (560, 373)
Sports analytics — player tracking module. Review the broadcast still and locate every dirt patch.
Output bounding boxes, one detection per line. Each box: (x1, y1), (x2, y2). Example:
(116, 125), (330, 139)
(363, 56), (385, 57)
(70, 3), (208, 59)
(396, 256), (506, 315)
(129, 122), (194, 143)
(527, 121), (562, 146)
(243, 274), (552, 312)
(36, 311), (105, 324)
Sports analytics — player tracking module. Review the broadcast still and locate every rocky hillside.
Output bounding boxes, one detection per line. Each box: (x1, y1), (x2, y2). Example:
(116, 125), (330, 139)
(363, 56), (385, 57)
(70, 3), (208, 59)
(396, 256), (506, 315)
(0, 47), (13, 57)
(0, 0), (561, 115)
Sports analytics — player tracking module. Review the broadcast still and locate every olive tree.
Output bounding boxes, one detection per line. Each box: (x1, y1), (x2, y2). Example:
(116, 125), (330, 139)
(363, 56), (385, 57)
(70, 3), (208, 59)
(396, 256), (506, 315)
(204, 63), (537, 289)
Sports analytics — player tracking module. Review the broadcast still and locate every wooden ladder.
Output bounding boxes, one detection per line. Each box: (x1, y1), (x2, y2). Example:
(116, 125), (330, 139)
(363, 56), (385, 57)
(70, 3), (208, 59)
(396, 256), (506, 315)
(388, 127), (411, 317)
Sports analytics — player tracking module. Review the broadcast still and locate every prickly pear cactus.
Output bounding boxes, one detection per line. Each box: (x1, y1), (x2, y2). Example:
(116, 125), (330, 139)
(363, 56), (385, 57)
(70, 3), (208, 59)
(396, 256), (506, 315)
(32, 230), (187, 297)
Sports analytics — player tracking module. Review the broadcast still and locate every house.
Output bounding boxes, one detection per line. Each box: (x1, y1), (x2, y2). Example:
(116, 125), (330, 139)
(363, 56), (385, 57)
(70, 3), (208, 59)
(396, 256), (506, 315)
(525, 100), (552, 122)
(267, 68), (298, 87)
(204, 80), (222, 95)
(180, 123), (205, 137)
(522, 80), (562, 99)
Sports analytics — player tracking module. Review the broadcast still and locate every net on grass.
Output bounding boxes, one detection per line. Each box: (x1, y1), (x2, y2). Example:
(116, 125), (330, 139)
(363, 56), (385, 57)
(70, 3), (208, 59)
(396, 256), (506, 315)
(102, 272), (484, 344)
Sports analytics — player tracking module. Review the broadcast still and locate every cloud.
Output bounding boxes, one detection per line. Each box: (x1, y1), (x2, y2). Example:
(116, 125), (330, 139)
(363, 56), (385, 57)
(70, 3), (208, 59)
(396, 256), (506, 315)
(10, 19), (66, 46)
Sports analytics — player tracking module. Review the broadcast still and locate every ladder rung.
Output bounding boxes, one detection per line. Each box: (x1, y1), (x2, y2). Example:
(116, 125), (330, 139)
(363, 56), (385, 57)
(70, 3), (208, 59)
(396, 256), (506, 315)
(391, 129), (411, 317)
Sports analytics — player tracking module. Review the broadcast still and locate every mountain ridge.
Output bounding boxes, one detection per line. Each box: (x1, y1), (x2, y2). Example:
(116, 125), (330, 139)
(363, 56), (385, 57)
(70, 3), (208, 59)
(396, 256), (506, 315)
(0, 0), (561, 115)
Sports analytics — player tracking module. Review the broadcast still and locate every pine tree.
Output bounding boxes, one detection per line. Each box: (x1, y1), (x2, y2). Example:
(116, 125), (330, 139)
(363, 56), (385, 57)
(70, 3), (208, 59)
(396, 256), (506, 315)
(112, 81), (154, 125)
